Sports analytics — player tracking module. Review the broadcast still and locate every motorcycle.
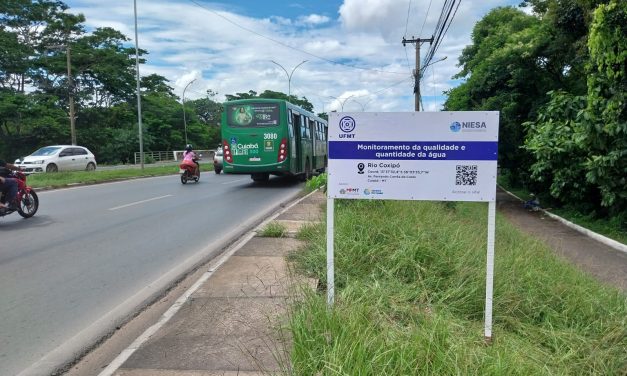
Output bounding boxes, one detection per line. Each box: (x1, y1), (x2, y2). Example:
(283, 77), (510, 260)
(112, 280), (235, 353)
(0, 171), (39, 219)
(179, 157), (201, 184)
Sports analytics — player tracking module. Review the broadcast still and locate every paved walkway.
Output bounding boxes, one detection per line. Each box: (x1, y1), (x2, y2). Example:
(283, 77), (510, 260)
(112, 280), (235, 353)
(497, 189), (627, 292)
(110, 192), (324, 376)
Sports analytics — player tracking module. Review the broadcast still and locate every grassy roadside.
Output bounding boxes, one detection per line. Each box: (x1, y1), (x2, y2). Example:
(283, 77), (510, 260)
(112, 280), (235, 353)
(497, 177), (627, 245)
(289, 199), (627, 375)
(25, 164), (207, 189)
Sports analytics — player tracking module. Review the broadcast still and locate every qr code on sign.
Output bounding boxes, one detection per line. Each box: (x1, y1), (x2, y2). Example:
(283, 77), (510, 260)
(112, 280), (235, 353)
(456, 165), (478, 186)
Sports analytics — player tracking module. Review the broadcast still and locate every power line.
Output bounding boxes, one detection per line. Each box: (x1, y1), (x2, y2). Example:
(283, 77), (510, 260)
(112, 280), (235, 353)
(422, 0), (460, 71)
(404, 0), (413, 37)
(187, 0), (408, 76)
(418, 0), (434, 38)
(402, 0), (414, 73)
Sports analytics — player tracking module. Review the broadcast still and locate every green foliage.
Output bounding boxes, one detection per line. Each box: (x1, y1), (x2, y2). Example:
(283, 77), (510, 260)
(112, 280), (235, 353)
(289, 199), (627, 374)
(583, 0), (627, 212)
(524, 0), (626, 217)
(447, 0), (624, 220)
(524, 91), (592, 205)
(445, 7), (550, 179)
(305, 172), (327, 192)
(226, 89), (315, 112)
(259, 222), (287, 238)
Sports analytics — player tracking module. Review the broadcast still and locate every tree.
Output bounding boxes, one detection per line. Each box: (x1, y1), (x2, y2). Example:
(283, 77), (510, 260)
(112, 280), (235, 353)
(189, 89), (222, 126)
(582, 0), (627, 213)
(444, 7), (549, 183)
(524, 91), (592, 206)
(524, 0), (626, 218)
(225, 89), (314, 112)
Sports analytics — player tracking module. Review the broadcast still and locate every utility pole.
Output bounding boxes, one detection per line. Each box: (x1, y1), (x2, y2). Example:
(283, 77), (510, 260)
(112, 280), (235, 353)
(402, 36), (433, 111)
(134, 0), (144, 169)
(65, 45), (76, 145)
(49, 44), (76, 144)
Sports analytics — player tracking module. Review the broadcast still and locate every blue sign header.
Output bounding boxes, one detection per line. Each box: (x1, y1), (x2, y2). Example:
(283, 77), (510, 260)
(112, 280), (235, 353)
(329, 141), (498, 161)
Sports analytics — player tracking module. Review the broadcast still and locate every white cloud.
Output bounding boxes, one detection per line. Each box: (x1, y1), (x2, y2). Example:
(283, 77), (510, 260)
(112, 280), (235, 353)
(297, 14), (331, 26)
(66, 0), (522, 113)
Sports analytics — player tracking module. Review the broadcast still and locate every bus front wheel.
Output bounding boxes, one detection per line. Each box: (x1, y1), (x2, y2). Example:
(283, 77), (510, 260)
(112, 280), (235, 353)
(251, 173), (269, 182)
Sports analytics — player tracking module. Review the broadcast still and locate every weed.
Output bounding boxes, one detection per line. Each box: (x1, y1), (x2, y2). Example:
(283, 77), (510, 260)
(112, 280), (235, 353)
(259, 222), (287, 238)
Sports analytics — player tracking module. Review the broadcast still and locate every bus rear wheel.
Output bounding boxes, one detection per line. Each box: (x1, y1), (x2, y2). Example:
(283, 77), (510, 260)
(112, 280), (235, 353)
(251, 173), (269, 182)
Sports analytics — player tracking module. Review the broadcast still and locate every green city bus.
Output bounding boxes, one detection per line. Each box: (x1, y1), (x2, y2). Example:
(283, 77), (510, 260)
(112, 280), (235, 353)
(220, 99), (328, 182)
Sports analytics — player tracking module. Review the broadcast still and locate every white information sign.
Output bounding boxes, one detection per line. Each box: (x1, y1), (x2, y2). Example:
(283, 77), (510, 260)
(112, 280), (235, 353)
(327, 112), (499, 202)
(326, 111), (500, 341)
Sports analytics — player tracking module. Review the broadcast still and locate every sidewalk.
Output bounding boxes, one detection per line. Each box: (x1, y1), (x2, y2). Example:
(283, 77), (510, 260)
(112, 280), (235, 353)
(106, 191), (325, 376)
(497, 189), (627, 292)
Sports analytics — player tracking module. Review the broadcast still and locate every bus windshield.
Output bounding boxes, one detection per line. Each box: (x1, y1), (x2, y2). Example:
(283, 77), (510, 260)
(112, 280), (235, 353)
(226, 102), (280, 127)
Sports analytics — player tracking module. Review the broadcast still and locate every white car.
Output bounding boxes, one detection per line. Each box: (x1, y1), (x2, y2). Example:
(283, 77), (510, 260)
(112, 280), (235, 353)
(15, 145), (97, 173)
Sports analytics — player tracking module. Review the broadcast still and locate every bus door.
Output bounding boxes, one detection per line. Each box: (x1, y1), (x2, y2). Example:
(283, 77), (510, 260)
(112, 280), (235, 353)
(291, 111), (302, 173)
(301, 115), (312, 171)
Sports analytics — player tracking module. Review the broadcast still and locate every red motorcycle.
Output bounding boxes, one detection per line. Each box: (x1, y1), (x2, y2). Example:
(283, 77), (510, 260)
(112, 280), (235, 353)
(0, 171), (39, 219)
(179, 159), (200, 184)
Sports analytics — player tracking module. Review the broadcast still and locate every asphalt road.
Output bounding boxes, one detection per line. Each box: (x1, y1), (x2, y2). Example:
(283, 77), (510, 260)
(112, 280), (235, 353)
(0, 172), (302, 376)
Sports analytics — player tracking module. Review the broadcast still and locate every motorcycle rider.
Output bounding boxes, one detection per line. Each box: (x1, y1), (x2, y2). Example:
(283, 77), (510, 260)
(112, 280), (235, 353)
(0, 159), (20, 210)
(183, 144), (200, 176)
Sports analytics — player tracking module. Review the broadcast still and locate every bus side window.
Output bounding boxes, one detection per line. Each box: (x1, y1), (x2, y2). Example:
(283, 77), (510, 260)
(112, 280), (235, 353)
(301, 115), (308, 138)
(308, 119), (314, 139)
(288, 109), (293, 124)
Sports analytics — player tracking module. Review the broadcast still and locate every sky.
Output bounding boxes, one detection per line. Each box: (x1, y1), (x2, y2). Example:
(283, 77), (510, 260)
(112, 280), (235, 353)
(63, 0), (525, 113)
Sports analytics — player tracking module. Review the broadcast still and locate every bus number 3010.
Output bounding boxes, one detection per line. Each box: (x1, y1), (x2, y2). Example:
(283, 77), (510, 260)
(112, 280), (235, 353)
(264, 133), (278, 140)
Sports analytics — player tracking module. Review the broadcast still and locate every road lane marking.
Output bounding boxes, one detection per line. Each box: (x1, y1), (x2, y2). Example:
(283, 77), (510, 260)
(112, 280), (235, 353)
(108, 195), (172, 211)
(221, 178), (248, 185)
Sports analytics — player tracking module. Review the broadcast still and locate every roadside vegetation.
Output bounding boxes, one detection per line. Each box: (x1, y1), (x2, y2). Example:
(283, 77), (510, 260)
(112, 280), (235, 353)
(26, 165), (182, 189)
(445, 1), (626, 238)
(305, 173), (327, 192)
(259, 222), (287, 238)
(288, 199), (627, 375)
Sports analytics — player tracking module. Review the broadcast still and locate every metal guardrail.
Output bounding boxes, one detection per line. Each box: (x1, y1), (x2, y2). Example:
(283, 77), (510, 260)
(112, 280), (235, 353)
(134, 150), (215, 165)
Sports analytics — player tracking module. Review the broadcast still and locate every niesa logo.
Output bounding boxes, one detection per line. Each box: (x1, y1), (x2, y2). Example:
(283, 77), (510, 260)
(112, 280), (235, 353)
(451, 121), (487, 132)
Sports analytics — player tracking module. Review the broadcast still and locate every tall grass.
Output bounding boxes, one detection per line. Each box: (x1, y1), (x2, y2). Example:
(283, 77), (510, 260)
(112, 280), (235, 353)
(288, 200), (627, 375)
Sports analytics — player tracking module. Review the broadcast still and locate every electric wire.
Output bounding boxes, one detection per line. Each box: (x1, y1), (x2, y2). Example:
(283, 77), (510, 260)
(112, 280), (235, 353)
(404, 0), (413, 37)
(187, 0), (407, 76)
(422, 0), (460, 71)
(402, 0), (414, 73)
(418, 0), (434, 39)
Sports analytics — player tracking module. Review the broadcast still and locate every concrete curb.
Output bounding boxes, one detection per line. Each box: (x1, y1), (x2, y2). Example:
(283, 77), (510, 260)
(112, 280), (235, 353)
(498, 185), (627, 255)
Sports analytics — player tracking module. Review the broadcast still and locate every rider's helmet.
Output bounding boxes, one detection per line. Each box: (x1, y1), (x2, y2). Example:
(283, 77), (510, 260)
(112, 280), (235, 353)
(185, 144), (193, 152)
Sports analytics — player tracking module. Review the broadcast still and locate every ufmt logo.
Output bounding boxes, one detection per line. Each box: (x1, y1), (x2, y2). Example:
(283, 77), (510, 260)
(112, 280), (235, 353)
(339, 116), (356, 138)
